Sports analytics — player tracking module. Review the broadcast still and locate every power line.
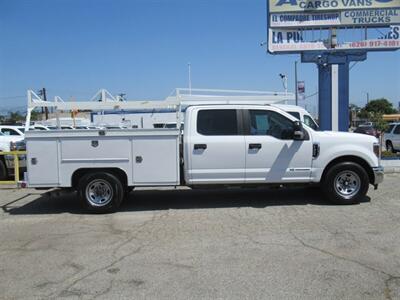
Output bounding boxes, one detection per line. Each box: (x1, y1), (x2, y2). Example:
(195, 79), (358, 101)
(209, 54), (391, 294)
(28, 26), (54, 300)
(0, 95), (26, 99)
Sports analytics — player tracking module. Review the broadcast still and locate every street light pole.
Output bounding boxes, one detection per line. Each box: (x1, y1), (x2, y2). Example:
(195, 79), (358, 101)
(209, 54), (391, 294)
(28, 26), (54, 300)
(279, 73), (288, 103)
(294, 61), (298, 106)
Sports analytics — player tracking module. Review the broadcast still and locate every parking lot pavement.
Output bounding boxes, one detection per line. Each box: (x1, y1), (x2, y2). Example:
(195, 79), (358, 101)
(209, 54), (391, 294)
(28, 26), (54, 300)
(0, 176), (399, 300)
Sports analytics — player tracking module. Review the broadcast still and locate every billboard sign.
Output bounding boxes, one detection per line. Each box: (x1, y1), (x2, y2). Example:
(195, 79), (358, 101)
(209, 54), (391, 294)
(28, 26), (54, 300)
(268, 26), (400, 52)
(270, 8), (400, 27)
(269, 0), (400, 13)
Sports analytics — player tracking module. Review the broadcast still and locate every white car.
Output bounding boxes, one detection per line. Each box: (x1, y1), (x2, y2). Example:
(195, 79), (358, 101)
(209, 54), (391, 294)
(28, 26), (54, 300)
(384, 122), (400, 153)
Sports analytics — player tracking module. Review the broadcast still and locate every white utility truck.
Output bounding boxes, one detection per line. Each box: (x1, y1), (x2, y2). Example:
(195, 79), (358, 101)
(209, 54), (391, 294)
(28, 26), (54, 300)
(23, 89), (383, 212)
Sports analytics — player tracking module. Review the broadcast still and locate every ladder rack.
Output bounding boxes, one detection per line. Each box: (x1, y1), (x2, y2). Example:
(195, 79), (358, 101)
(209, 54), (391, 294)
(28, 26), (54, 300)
(25, 88), (295, 130)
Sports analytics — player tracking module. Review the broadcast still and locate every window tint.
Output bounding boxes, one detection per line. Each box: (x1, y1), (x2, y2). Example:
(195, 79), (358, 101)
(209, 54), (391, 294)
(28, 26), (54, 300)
(249, 110), (294, 139)
(385, 124), (395, 133)
(287, 111), (300, 120)
(197, 109), (238, 135)
(303, 115), (318, 130)
(1, 128), (20, 136)
(394, 125), (400, 134)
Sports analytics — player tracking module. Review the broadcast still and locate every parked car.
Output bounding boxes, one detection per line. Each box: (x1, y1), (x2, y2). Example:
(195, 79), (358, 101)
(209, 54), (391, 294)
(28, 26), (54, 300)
(25, 104), (383, 212)
(354, 125), (379, 137)
(384, 122), (400, 153)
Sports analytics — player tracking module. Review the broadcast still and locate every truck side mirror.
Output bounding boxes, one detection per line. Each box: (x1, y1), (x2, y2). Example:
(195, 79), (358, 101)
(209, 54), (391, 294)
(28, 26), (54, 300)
(293, 121), (304, 140)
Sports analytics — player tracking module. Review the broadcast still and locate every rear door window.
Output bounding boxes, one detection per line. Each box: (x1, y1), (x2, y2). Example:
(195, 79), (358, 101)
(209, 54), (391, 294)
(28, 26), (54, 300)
(394, 125), (400, 134)
(197, 109), (238, 135)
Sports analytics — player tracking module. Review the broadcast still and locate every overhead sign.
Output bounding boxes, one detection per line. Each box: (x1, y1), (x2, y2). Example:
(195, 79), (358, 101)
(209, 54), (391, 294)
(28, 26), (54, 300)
(269, 0), (400, 13)
(268, 26), (400, 52)
(270, 8), (400, 27)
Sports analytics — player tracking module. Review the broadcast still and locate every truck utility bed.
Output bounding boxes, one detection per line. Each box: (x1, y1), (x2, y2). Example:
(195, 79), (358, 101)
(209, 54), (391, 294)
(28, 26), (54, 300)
(25, 129), (180, 188)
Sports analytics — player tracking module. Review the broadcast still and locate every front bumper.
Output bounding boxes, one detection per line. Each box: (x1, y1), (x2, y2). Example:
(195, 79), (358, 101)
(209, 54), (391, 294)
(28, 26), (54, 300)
(372, 166), (384, 185)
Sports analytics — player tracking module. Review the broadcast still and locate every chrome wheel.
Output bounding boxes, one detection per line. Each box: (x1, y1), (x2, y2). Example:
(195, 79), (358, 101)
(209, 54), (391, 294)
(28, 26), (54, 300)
(85, 179), (113, 206)
(334, 170), (361, 199)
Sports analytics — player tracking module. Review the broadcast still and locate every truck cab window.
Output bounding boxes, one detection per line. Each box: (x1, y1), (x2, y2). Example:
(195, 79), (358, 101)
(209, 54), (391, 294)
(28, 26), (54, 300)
(249, 110), (294, 139)
(197, 109), (238, 135)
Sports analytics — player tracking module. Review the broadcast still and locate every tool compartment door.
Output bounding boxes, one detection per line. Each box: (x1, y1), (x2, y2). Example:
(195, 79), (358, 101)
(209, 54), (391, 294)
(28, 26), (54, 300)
(27, 139), (59, 185)
(132, 135), (179, 185)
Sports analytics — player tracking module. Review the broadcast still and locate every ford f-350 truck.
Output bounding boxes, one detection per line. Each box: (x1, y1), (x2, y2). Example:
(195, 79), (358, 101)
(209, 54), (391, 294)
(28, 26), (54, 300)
(25, 104), (383, 213)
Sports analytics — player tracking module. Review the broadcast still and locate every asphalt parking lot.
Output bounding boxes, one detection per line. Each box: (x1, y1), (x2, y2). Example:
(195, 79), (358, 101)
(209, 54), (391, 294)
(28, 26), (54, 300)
(0, 175), (399, 300)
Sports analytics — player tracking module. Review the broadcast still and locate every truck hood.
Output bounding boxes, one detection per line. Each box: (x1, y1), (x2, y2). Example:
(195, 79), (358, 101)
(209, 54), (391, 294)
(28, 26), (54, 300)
(314, 130), (378, 143)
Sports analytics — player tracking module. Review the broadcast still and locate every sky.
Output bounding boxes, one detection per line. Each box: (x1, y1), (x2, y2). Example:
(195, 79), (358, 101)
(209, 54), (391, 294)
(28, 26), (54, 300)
(0, 0), (399, 116)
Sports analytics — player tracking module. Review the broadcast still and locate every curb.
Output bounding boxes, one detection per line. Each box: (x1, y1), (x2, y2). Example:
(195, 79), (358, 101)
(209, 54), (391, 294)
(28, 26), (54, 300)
(381, 160), (400, 174)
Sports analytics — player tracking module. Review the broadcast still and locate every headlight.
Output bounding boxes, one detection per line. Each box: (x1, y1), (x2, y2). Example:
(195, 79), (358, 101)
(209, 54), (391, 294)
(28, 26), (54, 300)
(373, 143), (380, 158)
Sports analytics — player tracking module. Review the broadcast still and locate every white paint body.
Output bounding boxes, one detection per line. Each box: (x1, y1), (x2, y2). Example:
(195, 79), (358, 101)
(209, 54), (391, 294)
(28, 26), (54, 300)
(25, 105), (380, 188)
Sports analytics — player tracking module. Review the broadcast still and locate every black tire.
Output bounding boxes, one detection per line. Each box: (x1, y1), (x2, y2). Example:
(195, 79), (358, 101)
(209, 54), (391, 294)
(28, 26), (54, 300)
(0, 159), (7, 181)
(322, 162), (369, 205)
(78, 172), (125, 213)
(386, 141), (396, 153)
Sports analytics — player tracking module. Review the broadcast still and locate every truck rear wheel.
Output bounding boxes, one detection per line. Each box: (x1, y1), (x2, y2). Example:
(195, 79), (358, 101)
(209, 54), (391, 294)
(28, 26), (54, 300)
(78, 172), (124, 213)
(322, 162), (369, 205)
(0, 159), (7, 181)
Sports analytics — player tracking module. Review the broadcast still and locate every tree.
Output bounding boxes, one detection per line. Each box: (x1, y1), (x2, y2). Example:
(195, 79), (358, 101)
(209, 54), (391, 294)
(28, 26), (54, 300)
(362, 98), (397, 115)
(7, 111), (24, 124)
(30, 110), (41, 121)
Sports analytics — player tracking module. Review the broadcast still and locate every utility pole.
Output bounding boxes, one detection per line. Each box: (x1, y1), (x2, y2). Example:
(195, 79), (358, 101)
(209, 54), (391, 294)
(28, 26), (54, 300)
(42, 88), (48, 120)
(294, 61), (298, 106)
(37, 88), (49, 120)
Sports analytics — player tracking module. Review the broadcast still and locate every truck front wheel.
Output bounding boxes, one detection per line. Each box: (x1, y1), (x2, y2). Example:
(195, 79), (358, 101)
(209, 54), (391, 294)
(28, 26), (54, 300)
(78, 172), (124, 213)
(322, 162), (369, 205)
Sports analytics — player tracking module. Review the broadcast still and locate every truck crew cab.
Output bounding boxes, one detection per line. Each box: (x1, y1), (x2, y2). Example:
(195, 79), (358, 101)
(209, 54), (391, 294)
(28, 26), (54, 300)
(25, 102), (383, 213)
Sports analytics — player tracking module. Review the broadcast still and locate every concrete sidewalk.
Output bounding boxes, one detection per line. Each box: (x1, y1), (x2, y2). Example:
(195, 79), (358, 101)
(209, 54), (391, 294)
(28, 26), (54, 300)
(381, 159), (400, 173)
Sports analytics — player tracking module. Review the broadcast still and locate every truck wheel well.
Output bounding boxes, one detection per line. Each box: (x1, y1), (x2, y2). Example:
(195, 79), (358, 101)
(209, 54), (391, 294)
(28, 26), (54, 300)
(322, 156), (374, 185)
(71, 168), (128, 189)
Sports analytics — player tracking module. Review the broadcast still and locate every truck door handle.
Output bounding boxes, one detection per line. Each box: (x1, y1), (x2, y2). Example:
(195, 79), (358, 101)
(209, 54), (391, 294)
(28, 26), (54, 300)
(249, 143), (262, 150)
(194, 144), (207, 150)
